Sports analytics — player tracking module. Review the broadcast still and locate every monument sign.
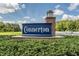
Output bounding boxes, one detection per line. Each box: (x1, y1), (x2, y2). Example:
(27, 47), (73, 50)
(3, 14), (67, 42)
(22, 23), (52, 37)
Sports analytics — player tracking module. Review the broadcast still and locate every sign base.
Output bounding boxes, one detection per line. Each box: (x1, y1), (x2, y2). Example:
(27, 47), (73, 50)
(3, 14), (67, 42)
(12, 35), (64, 39)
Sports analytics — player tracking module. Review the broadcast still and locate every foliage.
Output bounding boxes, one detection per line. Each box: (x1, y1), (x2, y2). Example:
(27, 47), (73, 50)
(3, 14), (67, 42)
(0, 36), (79, 56)
(56, 19), (79, 31)
(0, 22), (21, 32)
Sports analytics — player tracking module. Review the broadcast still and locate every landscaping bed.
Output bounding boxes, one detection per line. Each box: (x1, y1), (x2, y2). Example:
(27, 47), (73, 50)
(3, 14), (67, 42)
(0, 35), (79, 56)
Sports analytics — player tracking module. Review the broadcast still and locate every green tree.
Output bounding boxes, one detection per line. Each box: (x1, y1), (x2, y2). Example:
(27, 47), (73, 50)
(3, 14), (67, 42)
(56, 19), (77, 31)
(0, 22), (21, 32)
(75, 20), (79, 31)
(0, 22), (5, 32)
(56, 20), (69, 31)
(67, 20), (76, 31)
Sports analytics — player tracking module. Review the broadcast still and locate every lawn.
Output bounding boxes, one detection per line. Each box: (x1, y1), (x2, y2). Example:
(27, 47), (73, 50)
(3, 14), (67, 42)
(0, 32), (21, 36)
(0, 34), (79, 56)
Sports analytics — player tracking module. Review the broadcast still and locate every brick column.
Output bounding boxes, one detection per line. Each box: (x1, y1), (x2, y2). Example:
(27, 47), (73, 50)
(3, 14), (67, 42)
(45, 17), (56, 36)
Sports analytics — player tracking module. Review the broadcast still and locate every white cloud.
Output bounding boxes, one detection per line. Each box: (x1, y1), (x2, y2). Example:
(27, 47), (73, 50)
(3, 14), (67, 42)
(55, 5), (60, 9)
(54, 9), (64, 16)
(68, 3), (79, 11)
(62, 14), (79, 20)
(42, 16), (46, 19)
(21, 4), (26, 8)
(18, 16), (38, 24)
(0, 3), (20, 14)
(1, 15), (45, 25)
(31, 18), (36, 22)
(0, 16), (3, 19)
(22, 16), (45, 23)
(62, 14), (69, 20)
(23, 16), (30, 19)
(3, 20), (16, 24)
(18, 16), (31, 24)
(1, 16), (30, 24)
(76, 15), (79, 19)
(17, 20), (29, 24)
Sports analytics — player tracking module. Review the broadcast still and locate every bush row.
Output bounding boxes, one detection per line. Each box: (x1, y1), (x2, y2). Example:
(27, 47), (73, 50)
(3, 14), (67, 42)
(0, 36), (79, 56)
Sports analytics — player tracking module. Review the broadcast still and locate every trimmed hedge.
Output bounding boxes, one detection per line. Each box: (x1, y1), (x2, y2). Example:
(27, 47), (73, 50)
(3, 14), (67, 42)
(0, 36), (79, 56)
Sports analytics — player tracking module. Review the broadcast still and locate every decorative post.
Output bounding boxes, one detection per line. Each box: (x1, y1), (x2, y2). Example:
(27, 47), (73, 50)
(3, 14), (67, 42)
(45, 10), (56, 36)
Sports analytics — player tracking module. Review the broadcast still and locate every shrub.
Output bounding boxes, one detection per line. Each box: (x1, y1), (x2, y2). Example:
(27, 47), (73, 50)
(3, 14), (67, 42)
(0, 36), (79, 56)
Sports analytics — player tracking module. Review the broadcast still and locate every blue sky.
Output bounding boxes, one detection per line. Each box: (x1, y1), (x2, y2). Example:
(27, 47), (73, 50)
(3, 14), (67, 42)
(0, 3), (79, 23)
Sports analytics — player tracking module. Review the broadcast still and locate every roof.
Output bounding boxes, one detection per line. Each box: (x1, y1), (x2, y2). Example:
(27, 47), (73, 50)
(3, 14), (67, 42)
(47, 10), (53, 13)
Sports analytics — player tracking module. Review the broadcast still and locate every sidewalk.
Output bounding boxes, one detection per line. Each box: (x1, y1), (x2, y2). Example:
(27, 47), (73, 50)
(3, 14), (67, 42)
(56, 31), (79, 36)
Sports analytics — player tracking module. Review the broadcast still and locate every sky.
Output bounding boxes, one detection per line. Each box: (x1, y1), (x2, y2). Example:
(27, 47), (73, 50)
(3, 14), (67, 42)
(0, 3), (79, 24)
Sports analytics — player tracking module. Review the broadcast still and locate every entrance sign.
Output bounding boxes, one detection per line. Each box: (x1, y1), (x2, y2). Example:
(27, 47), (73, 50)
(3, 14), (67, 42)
(22, 23), (52, 37)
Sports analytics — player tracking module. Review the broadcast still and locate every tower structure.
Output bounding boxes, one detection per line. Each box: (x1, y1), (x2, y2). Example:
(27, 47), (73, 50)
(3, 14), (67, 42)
(45, 10), (56, 36)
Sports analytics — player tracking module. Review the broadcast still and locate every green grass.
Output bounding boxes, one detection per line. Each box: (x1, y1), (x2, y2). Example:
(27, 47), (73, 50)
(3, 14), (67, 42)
(0, 32), (21, 36)
(0, 35), (79, 56)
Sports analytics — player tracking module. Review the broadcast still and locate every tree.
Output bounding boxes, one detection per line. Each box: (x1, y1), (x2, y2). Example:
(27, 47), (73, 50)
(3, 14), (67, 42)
(56, 20), (69, 31)
(0, 22), (5, 32)
(75, 20), (79, 31)
(12, 24), (21, 32)
(0, 22), (21, 32)
(56, 19), (77, 32)
(67, 20), (76, 31)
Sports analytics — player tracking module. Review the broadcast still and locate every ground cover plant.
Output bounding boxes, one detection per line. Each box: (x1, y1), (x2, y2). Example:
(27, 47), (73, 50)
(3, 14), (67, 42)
(0, 35), (79, 56)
